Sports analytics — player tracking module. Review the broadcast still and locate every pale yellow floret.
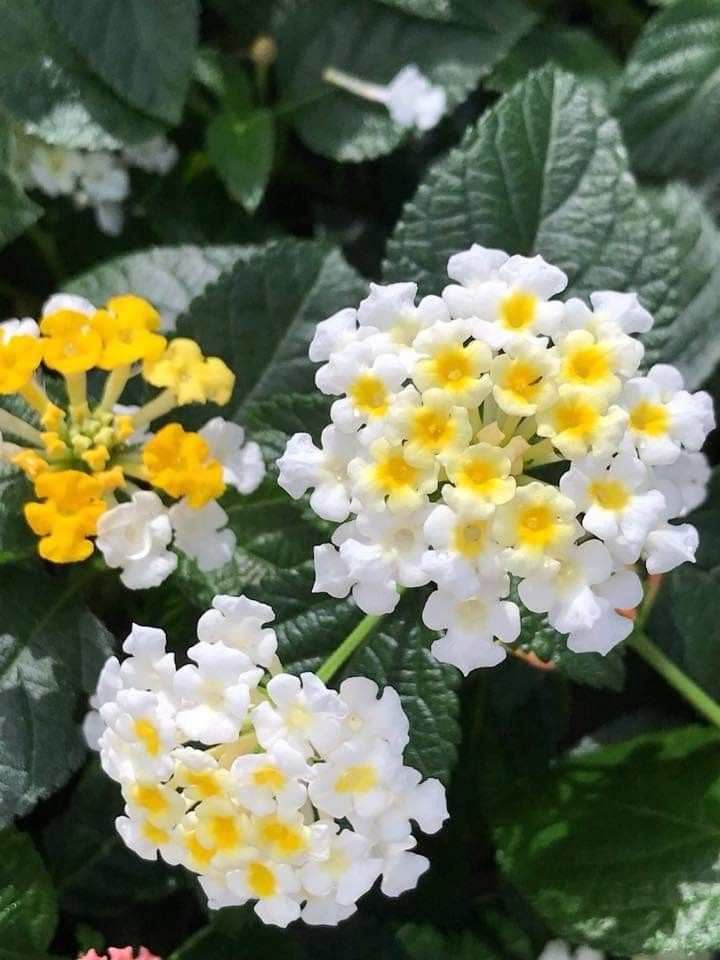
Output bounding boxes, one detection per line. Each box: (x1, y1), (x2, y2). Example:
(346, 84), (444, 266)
(588, 479), (631, 511)
(413, 338), (491, 407)
(492, 481), (578, 574)
(556, 329), (620, 400)
(628, 399), (669, 437)
(536, 387), (625, 460)
(498, 289), (537, 332)
(443, 442), (515, 511)
(399, 389), (472, 467)
(348, 372), (389, 419)
(352, 438), (438, 513)
(334, 763), (378, 795)
(257, 814), (308, 858)
(491, 344), (557, 416)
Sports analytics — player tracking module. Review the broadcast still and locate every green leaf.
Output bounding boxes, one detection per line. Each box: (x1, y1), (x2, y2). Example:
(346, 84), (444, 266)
(0, 0), (162, 149)
(487, 26), (620, 97)
(66, 244), (248, 331)
(42, 761), (180, 918)
(170, 907), (304, 960)
(0, 120), (41, 250)
(346, 591), (461, 783)
(0, 567), (113, 826)
(41, 0), (198, 125)
(195, 48), (254, 115)
(618, 0), (720, 200)
(384, 67), (720, 390)
(0, 828), (57, 951)
(0, 467), (37, 564)
(207, 109), (275, 213)
(275, 0), (534, 162)
(646, 469), (720, 699)
(490, 724), (720, 956)
(375, 0), (535, 29)
(176, 238), (367, 419)
(641, 184), (720, 386)
(242, 393), (331, 465)
(397, 917), (534, 960)
(512, 582), (626, 692)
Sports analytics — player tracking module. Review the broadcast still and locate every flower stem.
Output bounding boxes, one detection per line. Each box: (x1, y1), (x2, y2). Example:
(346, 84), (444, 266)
(322, 67), (387, 104)
(317, 612), (385, 683)
(627, 630), (720, 730)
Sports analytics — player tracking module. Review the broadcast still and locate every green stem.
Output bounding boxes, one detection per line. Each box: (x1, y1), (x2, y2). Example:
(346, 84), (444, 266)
(627, 629), (720, 730)
(317, 612), (384, 683)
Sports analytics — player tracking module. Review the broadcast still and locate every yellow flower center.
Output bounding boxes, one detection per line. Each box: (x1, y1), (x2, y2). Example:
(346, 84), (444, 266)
(564, 344), (609, 384)
(134, 719), (160, 757)
(260, 818), (307, 855)
(517, 504), (557, 548)
(588, 479), (630, 511)
(131, 784), (167, 815)
(500, 290), (537, 331)
(334, 763), (378, 795)
(187, 833), (216, 866)
(253, 765), (286, 790)
(504, 360), (543, 401)
(185, 770), (222, 799)
(553, 398), (599, 436)
(247, 862), (277, 898)
(209, 815), (241, 851)
(412, 408), (454, 448)
(374, 453), (417, 491)
(453, 519), (488, 558)
(349, 373), (389, 417)
(141, 821), (169, 846)
(433, 347), (472, 388)
(629, 400), (668, 437)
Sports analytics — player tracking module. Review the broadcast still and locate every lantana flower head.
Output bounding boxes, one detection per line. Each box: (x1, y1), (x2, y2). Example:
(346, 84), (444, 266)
(86, 595), (447, 928)
(278, 244), (715, 674)
(0, 293), (264, 588)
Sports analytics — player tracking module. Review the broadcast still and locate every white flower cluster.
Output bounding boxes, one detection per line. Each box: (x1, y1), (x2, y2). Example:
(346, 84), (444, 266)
(278, 245), (715, 674)
(86, 595), (448, 927)
(14, 134), (178, 235)
(96, 415), (265, 589)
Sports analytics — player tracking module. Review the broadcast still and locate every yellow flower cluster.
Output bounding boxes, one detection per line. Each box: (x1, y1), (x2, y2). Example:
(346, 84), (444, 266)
(0, 294), (234, 564)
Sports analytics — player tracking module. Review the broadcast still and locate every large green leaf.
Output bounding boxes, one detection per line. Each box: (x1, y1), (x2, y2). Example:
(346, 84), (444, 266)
(347, 591), (461, 783)
(0, 0), (161, 149)
(207, 108), (275, 213)
(641, 184), (720, 386)
(384, 67), (720, 389)
(0, 467), (36, 564)
(0, 828), (57, 951)
(618, 0), (720, 200)
(0, 567), (113, 826)
(67, 244), (246, 331)
(42, 0), (198, 125)
(275, 0), (534, 162)
(42, 762), (180, 918)
(176, 238), (367, 418)
(487, 25), (620, 97)
(490, 725), (720, 956)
